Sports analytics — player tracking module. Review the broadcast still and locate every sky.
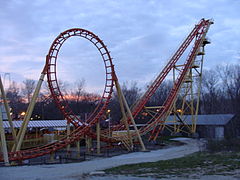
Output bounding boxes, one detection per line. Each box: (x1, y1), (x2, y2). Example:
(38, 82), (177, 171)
(0, 0), (240, 94)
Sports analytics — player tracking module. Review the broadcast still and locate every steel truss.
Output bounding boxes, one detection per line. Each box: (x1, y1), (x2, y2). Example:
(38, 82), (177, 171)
(113, 19), (213, 142)
(0, 19), (213, 162)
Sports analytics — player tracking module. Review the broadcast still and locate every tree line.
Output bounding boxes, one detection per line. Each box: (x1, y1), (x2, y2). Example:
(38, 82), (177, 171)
(3, 64), (240, 122)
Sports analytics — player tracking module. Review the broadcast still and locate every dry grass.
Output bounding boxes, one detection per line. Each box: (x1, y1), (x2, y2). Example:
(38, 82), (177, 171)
(105, 151), (240, 179)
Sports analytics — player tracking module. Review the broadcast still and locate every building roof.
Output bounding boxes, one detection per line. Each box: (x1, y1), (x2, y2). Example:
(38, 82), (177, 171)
(3, 114), (235, 129)
(133, 114), (235, 127)
(166, 114), (235, 126)
(3, 120), (75, 129)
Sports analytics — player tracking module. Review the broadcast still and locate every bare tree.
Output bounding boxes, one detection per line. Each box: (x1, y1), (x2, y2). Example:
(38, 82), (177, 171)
(58, 80), (70, 96)
(148, 80), (172, 106)
(122, 81), (142, 107)
(22, 79), (36, 103)
(202, 70), (219, 94)
(6, 81), (24, 116)
(201, 69), (220, 114)
(74, 78), (85, 103)
(107, 81), (142, 123)
(217, 64), (240, 113)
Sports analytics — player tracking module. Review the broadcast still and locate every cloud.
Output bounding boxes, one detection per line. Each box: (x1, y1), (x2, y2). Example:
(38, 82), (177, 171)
(0, 0), (239, 92)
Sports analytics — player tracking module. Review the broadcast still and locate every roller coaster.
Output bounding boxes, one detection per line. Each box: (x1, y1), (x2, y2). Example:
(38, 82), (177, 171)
(0, 18), (213, 164)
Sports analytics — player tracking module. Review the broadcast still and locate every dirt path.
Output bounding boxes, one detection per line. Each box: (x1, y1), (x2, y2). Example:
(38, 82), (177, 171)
(0, 138), (203, 180)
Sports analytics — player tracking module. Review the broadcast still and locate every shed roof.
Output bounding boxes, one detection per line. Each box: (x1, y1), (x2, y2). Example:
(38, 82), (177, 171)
(133, 114), (235, 127)
(166, 114), (235, 125)
(3, 120), (77, 129)
(3, 114), (235, 129)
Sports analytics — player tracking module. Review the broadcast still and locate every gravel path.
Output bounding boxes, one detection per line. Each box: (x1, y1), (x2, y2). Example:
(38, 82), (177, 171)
(0, 138), (203, 180)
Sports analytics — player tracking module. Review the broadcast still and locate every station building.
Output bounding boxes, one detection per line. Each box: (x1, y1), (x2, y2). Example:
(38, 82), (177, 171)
(166, 114), (238, 139)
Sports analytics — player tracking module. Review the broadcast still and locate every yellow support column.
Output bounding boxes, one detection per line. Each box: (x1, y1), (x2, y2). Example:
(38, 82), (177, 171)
(173, 66), (177, 133)
(66, 120), (70, 153)
(12, 64), (47, 152)
(0, 76), (17, 146)
(50, 152), (54, 162)
(85, 135), (90, 154)
(76, 139), (81, 158)
(0, 107), (10, 166)
(113, 77), (146, 151)
(96, 120), (101, 154)
(115, 82), (133, 151)
(194, 45), (206, 133)
(89, 137), (92, 153)
(121, 90), (146, 151)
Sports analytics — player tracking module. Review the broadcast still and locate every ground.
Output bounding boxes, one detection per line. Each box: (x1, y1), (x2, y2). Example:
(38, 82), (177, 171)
(0, 138), (238, 180)
(105, 152), (240, 179)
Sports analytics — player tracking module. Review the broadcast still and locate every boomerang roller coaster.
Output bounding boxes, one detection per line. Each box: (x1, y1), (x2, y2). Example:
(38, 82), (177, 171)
(0, 18), (213, 164)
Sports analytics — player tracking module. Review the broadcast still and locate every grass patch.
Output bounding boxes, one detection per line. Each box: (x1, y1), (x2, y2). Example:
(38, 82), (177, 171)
(206, 138), (240, 152)
(105, 152), (240, 178)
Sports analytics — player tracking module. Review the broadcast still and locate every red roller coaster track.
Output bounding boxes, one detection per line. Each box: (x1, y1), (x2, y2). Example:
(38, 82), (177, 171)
(113, 19), (213, 136)
(47, 28), (115, 128)
(0, 19), (213, 162)
(139, 19), (213, 139)
(1, 29), (116, 161)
